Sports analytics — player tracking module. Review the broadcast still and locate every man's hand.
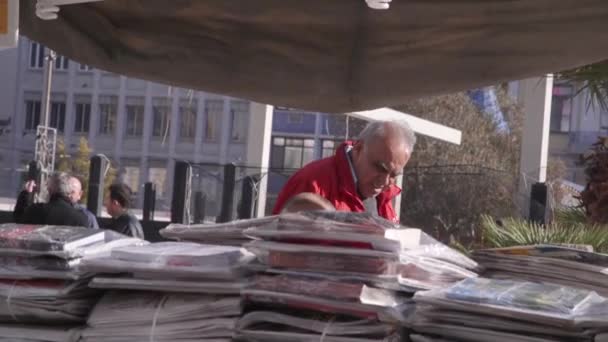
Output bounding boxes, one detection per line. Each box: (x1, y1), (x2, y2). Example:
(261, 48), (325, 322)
(23, 180), (36, 193)
(366, 0), (392, 10)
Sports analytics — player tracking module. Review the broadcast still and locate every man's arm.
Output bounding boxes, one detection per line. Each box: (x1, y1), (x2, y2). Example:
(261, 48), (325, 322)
(13, 181), (36, 223)
(272, 175), (324, 215)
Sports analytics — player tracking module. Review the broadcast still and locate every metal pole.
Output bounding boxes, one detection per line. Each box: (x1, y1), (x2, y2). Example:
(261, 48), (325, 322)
(40, 50), (56, 129)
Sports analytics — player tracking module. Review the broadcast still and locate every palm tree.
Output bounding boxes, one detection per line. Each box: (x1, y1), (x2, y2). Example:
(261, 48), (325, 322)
(558, 61), (608, 110)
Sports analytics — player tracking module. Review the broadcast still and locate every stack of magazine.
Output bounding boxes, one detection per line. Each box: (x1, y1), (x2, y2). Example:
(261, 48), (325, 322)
(474, 245), (608, 297)
(410, 277), (608, 341)
(160, 216), (277, 246)
(235, 212), (477, 341)
(80, 291), (241, 342)
(81, 241), (253, 293)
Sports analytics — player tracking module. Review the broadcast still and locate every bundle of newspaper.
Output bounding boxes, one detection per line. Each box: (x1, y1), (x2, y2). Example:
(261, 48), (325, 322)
(410, 277), (608, 342)
(0, 223), (145, 279)
(236, 308), (403, 342)
(244, 212), (478, 292)
(0, 278), (98, 324)
(238, 212), (477, 340)
(80, 241), (253, 293)
(80, 291), (241, 342)
(160, 216), (277, 246)
(474, 245), (608, 297)
(0, 224), (144, 326)
(0, 324), (82, 342)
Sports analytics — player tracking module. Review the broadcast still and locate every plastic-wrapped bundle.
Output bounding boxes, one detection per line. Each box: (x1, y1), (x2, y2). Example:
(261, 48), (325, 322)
(0, 324), (82, 342)
(0, 279), (100, 324)
(82, 242), (251, 278)
(411, 277), (608, 341)
(160, 216), (278, 245)
(236, 310), (402, 342)
(81, 291), (241, 342)
(243, 274), (412, 322)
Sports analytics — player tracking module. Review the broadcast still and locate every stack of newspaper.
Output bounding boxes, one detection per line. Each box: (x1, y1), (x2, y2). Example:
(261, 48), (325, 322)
(410, 277), (608, 342)
(160, 216), (277, 246)
(80, 291), (241, 342)
(81, 241), (253, 293)
(0, 223), (146, 340)
(238, 212), (477, 340)
(80, 242), (248, 341)
(474, 245), (608, 297)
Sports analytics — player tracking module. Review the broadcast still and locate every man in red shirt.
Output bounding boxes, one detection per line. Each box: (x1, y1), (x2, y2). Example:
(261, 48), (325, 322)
(273, 120), (416, 223)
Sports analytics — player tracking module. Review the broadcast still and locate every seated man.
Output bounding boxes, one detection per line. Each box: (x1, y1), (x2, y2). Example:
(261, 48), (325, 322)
(103, 183), (145, 239)
(281, 192), (335, 213)
(273, 120), (415, 223)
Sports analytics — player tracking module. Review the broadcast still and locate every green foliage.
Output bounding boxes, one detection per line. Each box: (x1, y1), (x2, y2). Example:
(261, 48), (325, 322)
(481, 214), (608, 253)
(558, 61), (608, 111)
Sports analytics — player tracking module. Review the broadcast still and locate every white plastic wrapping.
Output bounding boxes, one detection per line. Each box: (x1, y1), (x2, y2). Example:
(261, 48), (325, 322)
(80, 242), (254, 281)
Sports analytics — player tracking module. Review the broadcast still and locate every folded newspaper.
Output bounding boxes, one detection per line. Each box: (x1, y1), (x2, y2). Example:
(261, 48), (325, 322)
(0, 324), (82, 342)
(0, 228), (146, 280)
(81, 242), (254, 289)
(160, 216), (278, 245)
(474, 245), (608, 297)
(81, 291), (240, 341)
(0, 279), (100, 324)
(411, 277), (608, 341)
(236, 310), (402, 342)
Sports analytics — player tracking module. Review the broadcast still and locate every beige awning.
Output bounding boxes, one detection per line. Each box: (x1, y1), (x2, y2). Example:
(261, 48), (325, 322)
(20, 0), (608, 112)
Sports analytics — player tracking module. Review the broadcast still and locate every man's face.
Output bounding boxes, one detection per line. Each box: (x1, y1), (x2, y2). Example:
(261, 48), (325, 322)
(69, 178), (83, 204)
(104, 194), (119, 217)
(352, 137), (410, 198)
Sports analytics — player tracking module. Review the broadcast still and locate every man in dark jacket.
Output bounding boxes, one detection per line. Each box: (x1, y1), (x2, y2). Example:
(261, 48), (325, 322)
(13, 172), (89, 227)
(103, 183), (145, 239)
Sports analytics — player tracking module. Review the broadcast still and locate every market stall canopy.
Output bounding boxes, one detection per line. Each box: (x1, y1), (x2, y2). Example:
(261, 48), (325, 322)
(20, 0), (608, 112)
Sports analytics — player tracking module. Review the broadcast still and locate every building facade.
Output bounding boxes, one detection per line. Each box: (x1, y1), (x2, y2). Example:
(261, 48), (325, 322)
(0, 37), (252, 215)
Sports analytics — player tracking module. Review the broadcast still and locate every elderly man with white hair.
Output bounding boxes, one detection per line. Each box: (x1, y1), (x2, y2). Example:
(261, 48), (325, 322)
(13, 172), (89, 227)
(273, 120), (416, 223)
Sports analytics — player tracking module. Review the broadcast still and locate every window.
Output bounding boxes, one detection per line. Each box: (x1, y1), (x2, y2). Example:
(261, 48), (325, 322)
(29, 42), (45, 69)
(125, 97), (145, 137)
(551, 84), (574, 133)
(74, 96), (91, 134)
(79, 64), (92, 72)
(50, 101), (66, 132)
(151, 98), (171, 138)
(287, 113), (304, 124)
(24, 99), (41, 132)
(204, 99), (222, 142)
(122, 166), (140, 195)
(179, 99), (197, 141)
(322, 139), (342, 158)
(230, 100), (249, 142)
(148, 167), (167, 198)
(99, 95), (118, 136)
(54, 55), (69, 71)
(270, 137), (315, 169)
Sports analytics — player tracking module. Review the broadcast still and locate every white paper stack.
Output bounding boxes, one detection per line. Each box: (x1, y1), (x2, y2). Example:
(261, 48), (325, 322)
(81, 241), (253, 294)
(474, 245), (608, 297)
(410, 277), (608, 342)
(80, 291), (240, 342)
